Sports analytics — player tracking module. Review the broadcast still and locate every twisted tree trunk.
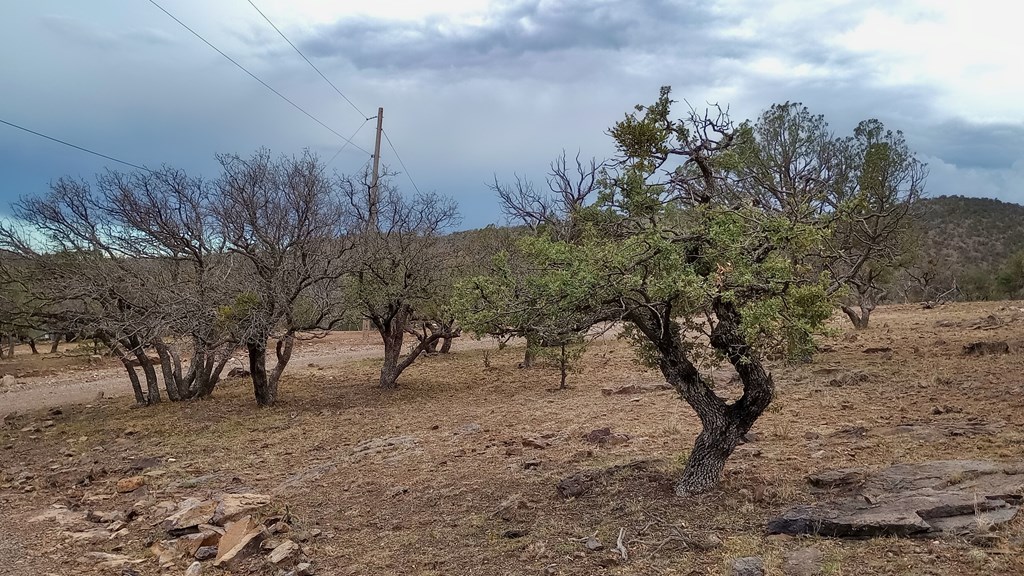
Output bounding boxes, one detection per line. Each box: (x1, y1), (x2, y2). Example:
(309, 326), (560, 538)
(247, 334), (294, 406)
(377, 306), (444, 389)
(630, 298), (774, 496)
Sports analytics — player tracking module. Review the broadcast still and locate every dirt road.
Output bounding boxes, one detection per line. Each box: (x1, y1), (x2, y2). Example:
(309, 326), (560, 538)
(0, 337), (497, 419)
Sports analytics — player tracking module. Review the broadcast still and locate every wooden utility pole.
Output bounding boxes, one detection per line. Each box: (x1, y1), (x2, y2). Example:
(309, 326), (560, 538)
(362, 107), (385, 341)
(368, 106), (384, 229)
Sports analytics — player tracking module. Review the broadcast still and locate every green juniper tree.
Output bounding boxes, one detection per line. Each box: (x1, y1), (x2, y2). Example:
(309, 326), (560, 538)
(463, 88), (836, 494)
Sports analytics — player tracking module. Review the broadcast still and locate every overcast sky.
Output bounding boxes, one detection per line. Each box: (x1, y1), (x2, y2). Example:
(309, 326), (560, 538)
(2, 0), (1023, 228)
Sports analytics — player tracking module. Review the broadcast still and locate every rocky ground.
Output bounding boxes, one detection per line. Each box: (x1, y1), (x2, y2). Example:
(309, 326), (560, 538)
(1, 304), (1024, 575)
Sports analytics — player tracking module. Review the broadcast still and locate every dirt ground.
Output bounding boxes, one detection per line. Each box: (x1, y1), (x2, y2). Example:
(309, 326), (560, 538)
(2, 303), (1024, 575)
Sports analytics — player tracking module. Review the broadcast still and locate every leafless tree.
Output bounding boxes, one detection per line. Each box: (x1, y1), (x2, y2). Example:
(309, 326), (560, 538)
(340, 167), (459, 389)
(215, 149), (351, 406)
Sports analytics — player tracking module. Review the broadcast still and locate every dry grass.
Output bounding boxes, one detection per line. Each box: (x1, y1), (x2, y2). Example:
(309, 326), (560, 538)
(2, 301), (1024, 575)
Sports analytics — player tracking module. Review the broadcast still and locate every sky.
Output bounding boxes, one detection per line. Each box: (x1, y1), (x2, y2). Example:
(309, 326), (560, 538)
(2, 0), (1023, 229)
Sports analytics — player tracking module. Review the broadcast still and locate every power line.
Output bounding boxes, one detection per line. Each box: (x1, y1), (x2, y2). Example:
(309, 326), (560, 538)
(326, 117), (371, 167)
(245, 0), (368, 120)
(0, 118), (151, 172)
(382, 129), (422, 195)
(146, 0), (371, 156)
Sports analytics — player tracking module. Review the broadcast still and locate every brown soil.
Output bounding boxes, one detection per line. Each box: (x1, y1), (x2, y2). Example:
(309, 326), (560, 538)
(2, 304), (1024, 575)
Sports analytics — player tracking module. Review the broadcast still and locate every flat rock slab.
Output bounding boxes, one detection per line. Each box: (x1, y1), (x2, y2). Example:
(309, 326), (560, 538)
(769, 460), (1023, 538)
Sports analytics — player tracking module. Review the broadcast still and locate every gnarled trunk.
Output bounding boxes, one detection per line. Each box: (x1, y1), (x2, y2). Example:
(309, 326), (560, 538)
(841, 304), (872, 329)
(247, 340), (272, 406)
(152, 338), (181, 402)
(28, 338), (38, 354)
(377, 307), (441, 389)
(440, 336), (453, 354)
(49, 334), (61, 354)
(102, 336), (145, 405)
(247, 334), (294, 406)
(630, 298), (774, 496)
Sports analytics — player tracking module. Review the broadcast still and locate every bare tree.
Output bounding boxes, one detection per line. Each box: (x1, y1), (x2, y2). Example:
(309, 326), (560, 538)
(96, 167), (236, 399)
(216, 149), (351, 406)
(341, 168), (459, 389)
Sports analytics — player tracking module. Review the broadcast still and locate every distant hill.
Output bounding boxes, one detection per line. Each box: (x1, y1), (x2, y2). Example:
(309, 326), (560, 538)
(909, 194), (1019, 297)
(918, 196), (1024, 271)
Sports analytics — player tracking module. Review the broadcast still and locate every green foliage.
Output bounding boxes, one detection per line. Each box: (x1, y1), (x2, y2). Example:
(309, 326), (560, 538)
(461, 87), (839, 378)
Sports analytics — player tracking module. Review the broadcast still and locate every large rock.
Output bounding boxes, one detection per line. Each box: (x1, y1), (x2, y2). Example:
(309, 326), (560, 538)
(211, 493), (272, 525)
(769, 460), (1023, 538)
(163, 499), (218, 535)
(1, 374), (16, 389)
(214, 515), (266, 569)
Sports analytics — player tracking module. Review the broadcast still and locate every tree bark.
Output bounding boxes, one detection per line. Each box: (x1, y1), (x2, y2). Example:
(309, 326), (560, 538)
(377, 307), (441, 389)
(126, 337), (161, 405)
(841, 304), (871, 329)
(49, 334), (61, 354)
(28, 338), (38, 354)
(628, 298), (773, 496)
(380, 327), (405, 389)
(520, 333), (539, 368)
(103, 337), (145, 405)
(440, 336), (453, 353)
(151, 338), (182, 401)
(247, 340), (273, 406)
(6, 334), (14, 358)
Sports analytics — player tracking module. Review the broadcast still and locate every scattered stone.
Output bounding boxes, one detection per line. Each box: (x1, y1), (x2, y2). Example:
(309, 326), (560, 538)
(963, 341), (1010, 356)
(524, 459), (542, 470)
(782, 547), (823, 576)
(115, 476), (146, 493)
(584, 536), (603, 551)
(268, 540), (300, 565)
(294, 562), (315, 576)
(69, 528), (112, 543)
(456, 423), (482, 434)
(184, 561), (202, 576)
(522, 438), (548, 450)
(194, 546), (217, 561)
(501, 528), (528, 539)
(211, 493), (272, 525)
(214, 515), (266, 569)
(163, 499), (218, 535)
(731, 556), (765, 576)
(582, 427), (631, 447)
(150, 540), (183, 569)
(80, 552), (142, 570)
(769, 460), (1024, 538)
(178, 530), (220, 557)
